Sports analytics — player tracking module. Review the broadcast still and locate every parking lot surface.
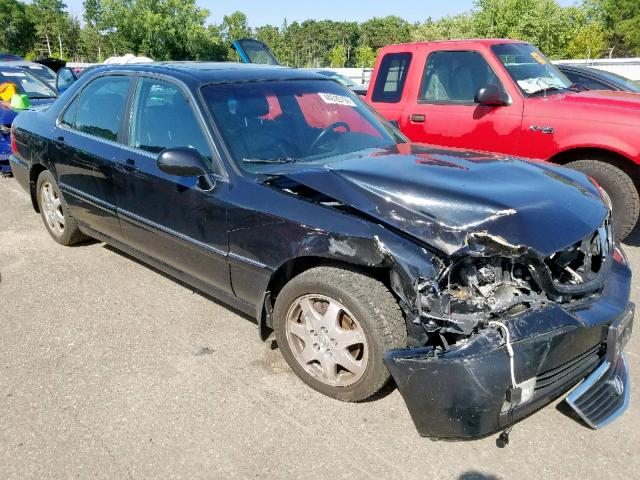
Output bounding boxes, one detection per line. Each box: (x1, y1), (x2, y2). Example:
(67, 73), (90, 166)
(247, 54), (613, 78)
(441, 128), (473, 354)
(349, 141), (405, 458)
(1, 177), (639, 479)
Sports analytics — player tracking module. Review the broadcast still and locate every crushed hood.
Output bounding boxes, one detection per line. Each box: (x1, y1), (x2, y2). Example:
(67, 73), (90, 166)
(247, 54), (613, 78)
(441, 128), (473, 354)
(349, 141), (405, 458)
(274, 144), (608, 256)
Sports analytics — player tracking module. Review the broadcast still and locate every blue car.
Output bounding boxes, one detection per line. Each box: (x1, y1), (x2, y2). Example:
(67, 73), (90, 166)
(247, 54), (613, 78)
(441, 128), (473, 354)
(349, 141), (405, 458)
(0, 66), (58, 175)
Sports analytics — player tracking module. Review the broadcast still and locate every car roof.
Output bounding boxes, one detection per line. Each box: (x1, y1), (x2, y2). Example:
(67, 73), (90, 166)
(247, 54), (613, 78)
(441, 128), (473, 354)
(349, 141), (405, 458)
(85, 62), (327, 84)
(380, 38), (527, 51)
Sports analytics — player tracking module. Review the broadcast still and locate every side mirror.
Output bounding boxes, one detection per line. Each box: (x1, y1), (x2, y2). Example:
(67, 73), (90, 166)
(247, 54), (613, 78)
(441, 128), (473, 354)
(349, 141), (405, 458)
(474, 84), (508, 106)
(157, 147), (214, 189)
(56, 67), (78, 93)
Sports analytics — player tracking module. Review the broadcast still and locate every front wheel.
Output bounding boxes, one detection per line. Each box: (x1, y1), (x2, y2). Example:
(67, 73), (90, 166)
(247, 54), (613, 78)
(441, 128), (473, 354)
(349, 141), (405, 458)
(36, 170), (87, 245)
(566, 159), (639, 240)
(273, 266), (407, 402)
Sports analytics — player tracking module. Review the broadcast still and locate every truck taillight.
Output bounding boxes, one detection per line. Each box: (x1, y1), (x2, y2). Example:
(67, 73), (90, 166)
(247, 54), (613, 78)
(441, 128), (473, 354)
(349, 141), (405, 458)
(10, 126), (17, 155)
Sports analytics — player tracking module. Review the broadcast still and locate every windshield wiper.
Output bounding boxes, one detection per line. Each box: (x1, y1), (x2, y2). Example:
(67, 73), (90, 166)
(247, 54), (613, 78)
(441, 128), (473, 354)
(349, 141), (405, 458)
(242, 157), (298, 164)
(529, 86), (574, 97)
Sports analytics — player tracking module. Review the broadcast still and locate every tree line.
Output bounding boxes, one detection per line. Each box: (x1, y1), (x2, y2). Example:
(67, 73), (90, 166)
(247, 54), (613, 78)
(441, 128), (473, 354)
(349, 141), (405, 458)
(1, 0), (639, 65)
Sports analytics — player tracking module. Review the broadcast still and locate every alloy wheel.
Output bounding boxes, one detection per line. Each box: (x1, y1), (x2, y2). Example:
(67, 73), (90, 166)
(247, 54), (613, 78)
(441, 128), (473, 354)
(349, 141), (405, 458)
(285, 294), (368, 387)
(40, 181), (65, 237)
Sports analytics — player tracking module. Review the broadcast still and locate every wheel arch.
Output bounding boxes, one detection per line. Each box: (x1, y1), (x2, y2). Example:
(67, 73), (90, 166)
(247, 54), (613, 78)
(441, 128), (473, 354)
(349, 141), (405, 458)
(549, 147), (640, 184)
(29, 163), (48, 212)
(257, 255), (392, 341)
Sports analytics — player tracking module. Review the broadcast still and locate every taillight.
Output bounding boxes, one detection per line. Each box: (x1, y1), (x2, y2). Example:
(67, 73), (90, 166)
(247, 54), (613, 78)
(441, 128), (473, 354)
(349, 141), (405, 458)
(10, 126), (17, 155)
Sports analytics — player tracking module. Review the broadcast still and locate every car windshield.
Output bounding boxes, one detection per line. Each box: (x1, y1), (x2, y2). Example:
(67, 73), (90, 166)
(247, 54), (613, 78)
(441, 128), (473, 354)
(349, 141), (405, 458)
(0, 69), (57, 99)
(491, 43), (573, 96)
(26, 65), (56, 82)
(202, 79), (402, 173)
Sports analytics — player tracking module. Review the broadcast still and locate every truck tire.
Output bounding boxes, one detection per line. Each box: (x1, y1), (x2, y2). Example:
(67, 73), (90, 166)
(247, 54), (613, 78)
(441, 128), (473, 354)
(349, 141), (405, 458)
(36, 170), (88, 246)
(566, 159), (639, 240)
(273, 266), (407, 402)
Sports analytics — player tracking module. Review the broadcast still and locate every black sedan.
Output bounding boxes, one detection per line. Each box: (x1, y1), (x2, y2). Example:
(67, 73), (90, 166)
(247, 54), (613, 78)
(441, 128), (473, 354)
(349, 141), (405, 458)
(8, 63), (633, 439)
(558, 64), (640, 93)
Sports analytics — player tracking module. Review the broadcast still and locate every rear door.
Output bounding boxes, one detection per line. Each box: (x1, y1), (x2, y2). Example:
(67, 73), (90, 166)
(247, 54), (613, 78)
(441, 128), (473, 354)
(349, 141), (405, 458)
(53, 74), (132, 240)
(114, 75), (232, 295)
(366, 50), (413, 127)
(400, 49), (523, 155)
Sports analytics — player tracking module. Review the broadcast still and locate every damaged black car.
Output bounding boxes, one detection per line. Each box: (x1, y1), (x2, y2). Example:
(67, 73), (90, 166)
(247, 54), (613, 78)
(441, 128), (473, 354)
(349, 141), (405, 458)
(9, 63), (633, 439)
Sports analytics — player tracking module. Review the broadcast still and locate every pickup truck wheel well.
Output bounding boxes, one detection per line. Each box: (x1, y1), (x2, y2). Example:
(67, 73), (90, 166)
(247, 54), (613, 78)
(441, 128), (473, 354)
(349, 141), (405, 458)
(29, 164), (47, 213)
(258, 256), (391, 340)
(550, 148), (640, 183)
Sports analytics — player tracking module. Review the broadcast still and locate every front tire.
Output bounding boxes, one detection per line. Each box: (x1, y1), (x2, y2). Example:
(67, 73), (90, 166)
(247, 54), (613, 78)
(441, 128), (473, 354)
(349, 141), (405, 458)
(36, 170), (87, 246)
(273, 266), (407, 402)
(566, 159), (639, 240)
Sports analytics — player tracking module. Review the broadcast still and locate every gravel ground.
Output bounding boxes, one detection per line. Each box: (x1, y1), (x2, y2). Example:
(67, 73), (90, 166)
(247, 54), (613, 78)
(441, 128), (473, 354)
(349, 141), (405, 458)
(1, 176), (638, 479)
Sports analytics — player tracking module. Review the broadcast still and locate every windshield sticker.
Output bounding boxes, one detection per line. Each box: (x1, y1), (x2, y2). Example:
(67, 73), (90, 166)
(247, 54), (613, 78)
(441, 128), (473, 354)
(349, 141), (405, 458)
(318, 92), (356, 107)
(530, 52), (546, 65)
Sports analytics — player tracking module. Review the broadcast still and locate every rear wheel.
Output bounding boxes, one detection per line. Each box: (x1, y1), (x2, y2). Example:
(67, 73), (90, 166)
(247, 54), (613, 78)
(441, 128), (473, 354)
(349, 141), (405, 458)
(36, 170), (87, 245)
(566, 159), (639, 240)
(273, 266), (407, 402)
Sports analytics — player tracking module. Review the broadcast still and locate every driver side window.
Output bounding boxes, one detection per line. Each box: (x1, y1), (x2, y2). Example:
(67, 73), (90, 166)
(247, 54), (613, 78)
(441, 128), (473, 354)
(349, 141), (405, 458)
(419, 51), (503, 104)
(129, 78), (212, 162)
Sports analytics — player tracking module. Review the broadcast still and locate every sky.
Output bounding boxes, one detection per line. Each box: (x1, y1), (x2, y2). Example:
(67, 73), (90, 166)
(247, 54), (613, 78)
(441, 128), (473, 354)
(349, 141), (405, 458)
(64, 0), (579, 26)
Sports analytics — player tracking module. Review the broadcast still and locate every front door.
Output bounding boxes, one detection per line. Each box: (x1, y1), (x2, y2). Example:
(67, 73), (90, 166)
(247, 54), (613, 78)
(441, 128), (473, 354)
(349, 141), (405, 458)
(113, 76), (231, 295)
(53, 74), (132, 240)
(401, 50), (523, 156)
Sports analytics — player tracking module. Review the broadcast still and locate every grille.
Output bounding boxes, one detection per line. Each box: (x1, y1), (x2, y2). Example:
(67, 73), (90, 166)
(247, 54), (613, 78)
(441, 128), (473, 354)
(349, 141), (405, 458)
(535, 344), (604, 392)
(568, 354), (629, 428)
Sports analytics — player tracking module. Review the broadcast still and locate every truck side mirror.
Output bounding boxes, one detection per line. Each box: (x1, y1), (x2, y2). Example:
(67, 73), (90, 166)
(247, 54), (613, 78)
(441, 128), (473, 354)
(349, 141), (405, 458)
(474, 84), (508, 106)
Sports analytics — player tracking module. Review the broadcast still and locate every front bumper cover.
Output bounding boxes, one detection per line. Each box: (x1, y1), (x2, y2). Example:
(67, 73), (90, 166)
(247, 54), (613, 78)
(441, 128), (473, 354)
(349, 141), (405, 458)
(384, 260), (633, 439)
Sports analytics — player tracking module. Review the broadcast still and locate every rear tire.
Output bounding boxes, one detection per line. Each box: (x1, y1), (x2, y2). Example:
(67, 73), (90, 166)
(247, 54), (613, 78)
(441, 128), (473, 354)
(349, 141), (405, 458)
(566, 159), (639, 240)
(36, 170), (88, 246)
(273, 266), (407, 402)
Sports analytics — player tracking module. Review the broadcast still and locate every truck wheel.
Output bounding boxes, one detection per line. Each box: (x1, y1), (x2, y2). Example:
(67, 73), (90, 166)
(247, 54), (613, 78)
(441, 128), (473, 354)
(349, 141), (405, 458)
(36, 170), (87, 246)
(566, 159), (639, 240)
(273, 266), (407, 402)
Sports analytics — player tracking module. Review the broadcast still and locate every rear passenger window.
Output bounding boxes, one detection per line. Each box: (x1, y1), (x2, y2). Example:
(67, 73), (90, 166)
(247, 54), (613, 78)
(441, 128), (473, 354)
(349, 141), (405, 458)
(371, 53), (412, 103)
(129, 78), (212, 161)
(419, 51), (502, 104)
(72, 76), (131, 141)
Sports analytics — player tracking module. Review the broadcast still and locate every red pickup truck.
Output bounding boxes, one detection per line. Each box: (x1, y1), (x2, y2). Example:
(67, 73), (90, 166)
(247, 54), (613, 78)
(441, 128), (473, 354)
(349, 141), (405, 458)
(365, 39), (640, 239)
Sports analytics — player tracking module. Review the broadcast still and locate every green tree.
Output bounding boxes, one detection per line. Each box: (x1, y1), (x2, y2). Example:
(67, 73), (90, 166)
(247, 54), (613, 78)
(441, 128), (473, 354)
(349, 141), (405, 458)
(359, 16), (411, 52)
(589, 0), (640, 56)
(0, 0), (36, 56)
(327, 44), (346, 67)
(219, 10), (252, 60)
(412, 13), (477, 41)
(31, 0), (68, 57)
(354, 45), (376, 68)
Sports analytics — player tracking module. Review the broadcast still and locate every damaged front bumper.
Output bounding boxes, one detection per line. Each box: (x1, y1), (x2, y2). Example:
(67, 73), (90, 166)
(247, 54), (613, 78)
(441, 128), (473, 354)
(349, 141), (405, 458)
(384, 259), (633, 439)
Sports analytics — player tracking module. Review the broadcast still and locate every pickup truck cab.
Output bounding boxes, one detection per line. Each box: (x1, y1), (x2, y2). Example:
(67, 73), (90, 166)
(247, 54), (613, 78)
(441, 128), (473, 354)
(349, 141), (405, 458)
(366, 39), (640, 239)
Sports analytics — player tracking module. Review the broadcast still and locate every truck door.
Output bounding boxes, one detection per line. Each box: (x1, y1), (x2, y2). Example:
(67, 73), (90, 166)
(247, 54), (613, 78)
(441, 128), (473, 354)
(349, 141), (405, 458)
(400, 49), (523, 156)
(366, 51), (413, 127)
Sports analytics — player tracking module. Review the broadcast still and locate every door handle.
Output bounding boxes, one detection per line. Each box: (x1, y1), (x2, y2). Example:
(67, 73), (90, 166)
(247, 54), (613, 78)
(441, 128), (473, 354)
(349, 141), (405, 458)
(411, 114), (426, 123)
(53, 136), (64, 149)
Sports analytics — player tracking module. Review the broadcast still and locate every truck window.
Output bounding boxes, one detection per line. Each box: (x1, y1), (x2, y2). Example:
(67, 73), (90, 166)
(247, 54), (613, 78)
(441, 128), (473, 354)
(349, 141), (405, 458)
(371, 53), (412, 103)
(419, 51), (501, 104)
